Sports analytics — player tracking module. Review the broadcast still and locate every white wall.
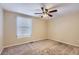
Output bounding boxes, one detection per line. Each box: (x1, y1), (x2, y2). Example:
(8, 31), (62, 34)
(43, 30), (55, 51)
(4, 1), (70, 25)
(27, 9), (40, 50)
(4, 11), (47, 48)
(0, 5), (3, 54)
(48, 12), (79, 47)
(3, 7), (79, 48)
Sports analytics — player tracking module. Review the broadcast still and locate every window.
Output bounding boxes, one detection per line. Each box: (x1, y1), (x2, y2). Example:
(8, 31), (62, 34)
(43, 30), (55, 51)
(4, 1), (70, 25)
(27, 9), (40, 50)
(16, 16), (32, 38)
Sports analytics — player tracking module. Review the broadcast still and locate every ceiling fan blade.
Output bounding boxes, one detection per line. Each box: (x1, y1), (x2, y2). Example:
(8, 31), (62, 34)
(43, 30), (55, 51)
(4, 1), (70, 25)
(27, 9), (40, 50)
(41, 3), (46, 8)
(41, 16), (43, 18)
(48, 14), (53, 17)
(41, 7), (44, 11)
(45, 9), (48, 12)
(35, 13), (42, 14)
(49, 10), (57, 13)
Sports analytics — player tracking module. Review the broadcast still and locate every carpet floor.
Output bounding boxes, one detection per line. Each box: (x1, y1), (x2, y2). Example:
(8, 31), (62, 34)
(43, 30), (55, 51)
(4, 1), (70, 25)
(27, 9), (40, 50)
(1, 39), (79, 55)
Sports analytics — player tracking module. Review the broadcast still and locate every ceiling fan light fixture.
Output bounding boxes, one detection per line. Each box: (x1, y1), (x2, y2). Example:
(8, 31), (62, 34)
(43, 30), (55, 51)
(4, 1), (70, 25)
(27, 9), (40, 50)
(35, 5), (57, 18)
(43, 14), (48, 17)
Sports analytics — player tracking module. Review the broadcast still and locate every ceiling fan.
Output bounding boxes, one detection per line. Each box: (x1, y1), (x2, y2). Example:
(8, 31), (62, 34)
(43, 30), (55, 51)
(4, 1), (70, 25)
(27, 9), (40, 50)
(35, 7), (57, 18)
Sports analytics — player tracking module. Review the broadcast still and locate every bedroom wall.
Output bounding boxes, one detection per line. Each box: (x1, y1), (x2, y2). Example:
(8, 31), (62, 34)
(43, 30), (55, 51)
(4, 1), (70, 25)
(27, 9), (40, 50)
(4, 11), (47, 48)
(0, 6), (3, 54)
(4, 9), (79, 47)
(48, 12), (79, 47)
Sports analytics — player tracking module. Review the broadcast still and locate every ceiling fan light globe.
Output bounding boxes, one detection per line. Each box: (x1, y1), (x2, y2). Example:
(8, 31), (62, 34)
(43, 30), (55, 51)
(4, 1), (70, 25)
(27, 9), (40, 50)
(43, 14), (48, 17)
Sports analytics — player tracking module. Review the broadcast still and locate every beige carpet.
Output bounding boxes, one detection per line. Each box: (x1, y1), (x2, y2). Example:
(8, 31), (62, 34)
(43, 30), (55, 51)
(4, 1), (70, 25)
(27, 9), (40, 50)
(1, 39), (79, 55)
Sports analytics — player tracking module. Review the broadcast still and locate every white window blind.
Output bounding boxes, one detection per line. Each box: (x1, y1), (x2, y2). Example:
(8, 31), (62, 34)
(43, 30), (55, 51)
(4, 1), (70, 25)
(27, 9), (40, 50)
(16, 16), (32, 38)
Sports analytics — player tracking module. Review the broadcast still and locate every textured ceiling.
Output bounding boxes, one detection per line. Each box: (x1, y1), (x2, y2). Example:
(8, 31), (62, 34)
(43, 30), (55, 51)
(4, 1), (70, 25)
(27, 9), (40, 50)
(1, 3), (79, 18)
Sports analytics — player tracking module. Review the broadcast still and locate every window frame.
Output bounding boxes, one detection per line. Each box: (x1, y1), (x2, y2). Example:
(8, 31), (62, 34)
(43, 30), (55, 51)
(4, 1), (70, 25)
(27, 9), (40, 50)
(16, 15), (32, 39)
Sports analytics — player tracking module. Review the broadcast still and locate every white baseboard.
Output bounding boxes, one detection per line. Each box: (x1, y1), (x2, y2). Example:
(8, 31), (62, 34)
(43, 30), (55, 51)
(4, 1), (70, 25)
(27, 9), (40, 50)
(4, 38), (46, 48)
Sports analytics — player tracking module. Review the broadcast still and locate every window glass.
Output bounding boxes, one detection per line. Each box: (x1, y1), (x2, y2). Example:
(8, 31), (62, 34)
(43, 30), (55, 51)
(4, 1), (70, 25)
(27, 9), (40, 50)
(16, 16), (32, 38)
